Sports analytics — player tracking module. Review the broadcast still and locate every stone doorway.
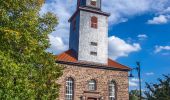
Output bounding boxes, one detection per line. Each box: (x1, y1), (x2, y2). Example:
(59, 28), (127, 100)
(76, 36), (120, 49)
(87, 97), (97, 100)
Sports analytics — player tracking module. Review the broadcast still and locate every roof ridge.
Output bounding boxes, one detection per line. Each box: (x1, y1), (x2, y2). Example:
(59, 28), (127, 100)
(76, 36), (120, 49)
(55, 49), (131, 70)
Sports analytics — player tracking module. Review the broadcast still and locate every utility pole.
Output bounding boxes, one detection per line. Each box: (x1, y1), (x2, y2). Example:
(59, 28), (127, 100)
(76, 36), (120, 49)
(129, 62), (142, 100)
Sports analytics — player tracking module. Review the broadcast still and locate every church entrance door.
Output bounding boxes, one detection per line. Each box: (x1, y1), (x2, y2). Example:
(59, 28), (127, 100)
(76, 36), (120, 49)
(87, 97), (97, 100)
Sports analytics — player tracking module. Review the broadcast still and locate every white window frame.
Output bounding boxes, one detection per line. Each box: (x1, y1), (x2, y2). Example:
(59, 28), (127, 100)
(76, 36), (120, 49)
(109, 81), (116, 100)
(88, 80), (96, 91)
(65, 77), (74, 100)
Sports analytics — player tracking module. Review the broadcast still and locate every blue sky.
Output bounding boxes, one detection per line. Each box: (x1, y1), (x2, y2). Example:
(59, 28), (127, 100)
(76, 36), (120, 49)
(111, 14), (170, 90)
(41, 0), (170, 91)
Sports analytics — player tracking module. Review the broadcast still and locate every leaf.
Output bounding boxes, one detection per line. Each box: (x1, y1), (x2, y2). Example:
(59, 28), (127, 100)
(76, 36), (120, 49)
(0, 0), (62, 99)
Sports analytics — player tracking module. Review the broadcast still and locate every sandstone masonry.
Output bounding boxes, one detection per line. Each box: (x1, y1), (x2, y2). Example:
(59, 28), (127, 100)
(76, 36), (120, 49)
(56, 64), (129, 100)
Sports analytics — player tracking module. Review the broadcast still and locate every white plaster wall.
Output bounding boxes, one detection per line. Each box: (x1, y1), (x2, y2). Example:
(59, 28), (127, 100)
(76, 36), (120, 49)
(78, 10), (108, 64)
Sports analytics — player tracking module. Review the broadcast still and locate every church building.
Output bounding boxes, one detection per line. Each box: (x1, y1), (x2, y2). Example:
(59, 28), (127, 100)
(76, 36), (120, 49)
(56, 0), (130, 100)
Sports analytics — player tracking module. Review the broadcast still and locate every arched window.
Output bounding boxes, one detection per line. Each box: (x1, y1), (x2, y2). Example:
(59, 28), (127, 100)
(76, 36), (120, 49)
(91, 16), (98, 29)
(88, 79), (96, 91)
(91, 0), (97, 6)
(109, 80), (116, 100)
(66, 77), (74, 100)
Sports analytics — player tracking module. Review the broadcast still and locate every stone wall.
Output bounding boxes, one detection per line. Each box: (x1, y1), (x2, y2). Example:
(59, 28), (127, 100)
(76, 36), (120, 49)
(57, 64), (129, 100)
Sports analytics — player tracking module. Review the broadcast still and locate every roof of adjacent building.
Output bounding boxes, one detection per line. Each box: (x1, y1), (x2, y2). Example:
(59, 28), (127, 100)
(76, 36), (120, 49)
(55, 50), (131, 71)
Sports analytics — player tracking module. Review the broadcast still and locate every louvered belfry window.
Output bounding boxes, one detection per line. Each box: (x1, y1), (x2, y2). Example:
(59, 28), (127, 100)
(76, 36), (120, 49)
(91, 16), (98, 29)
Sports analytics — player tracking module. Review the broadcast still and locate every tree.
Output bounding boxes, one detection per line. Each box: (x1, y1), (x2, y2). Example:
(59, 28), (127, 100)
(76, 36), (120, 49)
(145, 75), (170, 100)
(0, 0), (63, 99)
(129, 90), (140, 100)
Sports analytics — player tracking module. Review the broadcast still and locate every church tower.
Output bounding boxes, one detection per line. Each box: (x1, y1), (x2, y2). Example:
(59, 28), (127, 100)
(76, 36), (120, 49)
(69, 0), (110, 64)
(56, 1), (130, 99)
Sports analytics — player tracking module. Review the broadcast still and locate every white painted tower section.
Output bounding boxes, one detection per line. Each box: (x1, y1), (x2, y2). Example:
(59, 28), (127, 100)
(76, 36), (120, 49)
(69, 0), (109, 64)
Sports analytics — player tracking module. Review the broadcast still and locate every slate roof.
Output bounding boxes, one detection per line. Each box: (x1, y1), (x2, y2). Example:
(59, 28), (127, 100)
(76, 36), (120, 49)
(55, 49), (131, 71)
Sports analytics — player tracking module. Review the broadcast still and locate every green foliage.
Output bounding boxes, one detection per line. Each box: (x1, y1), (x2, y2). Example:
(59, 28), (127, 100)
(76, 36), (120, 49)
(0, 0), (63, 99)
(145, 75), (170, 100)
(129, 90), (140, 100)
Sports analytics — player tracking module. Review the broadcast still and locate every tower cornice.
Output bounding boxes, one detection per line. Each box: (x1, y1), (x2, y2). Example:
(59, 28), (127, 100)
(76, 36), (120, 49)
(68, 7), (110, 22)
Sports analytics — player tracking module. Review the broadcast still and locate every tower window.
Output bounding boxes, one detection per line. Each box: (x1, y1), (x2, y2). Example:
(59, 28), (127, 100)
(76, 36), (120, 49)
(88, 80), (96, 91)
(73, 19), (76, 31)
(90, 51), (97, 56)
(91, 16), (98, 29)
(65, 77), (74, 100)
(91, 0), (97, 6)
(91, 42), (98, 46)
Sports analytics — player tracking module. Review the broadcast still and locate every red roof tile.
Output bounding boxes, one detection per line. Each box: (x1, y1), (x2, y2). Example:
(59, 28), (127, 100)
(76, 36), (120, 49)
(55, 50), (131, 71)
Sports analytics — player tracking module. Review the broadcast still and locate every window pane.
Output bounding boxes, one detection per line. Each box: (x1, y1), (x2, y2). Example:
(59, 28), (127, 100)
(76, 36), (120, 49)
(91, 16), (98, 29)
(109, 81), (116, 100)
(88, 80), (96, 91)
(66, 78), (74, 100)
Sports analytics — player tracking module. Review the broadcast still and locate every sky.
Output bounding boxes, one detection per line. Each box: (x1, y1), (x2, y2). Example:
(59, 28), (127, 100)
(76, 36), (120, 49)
(41, 0), (170, 91)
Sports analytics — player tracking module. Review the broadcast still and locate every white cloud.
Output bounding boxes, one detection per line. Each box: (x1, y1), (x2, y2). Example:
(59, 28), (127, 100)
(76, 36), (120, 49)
(102, 0), (150, 24)
(137, 34), (148, 40)
(102, 0), (170, 24)
(109, 36), (141, 60)
(131, 78), (140, 82)
(129, 81), (138, 87)
(40, 0), (170, 55)
(40, 0), (76, 54)
(147, 15), (169, 24)
(162, 7), (170, 14)
(154, 45), (170, 53)
(129, 78), (140, 87)
(47, 35), (68, 54)
(147, 5), (170, 25)
(145, 72), (154, 76)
